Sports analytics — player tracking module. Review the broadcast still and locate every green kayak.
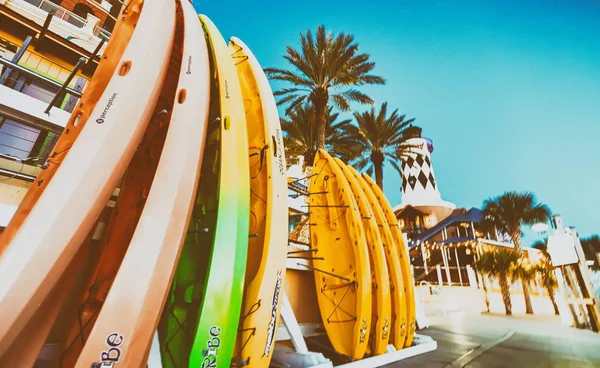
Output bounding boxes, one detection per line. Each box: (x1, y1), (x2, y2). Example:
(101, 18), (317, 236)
(158, 14), (250, 368)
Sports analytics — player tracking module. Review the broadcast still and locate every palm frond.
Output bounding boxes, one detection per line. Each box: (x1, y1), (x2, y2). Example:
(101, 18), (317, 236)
(266, 25), (385, 143)
(481, 191), (551, 248)
(331, 94), (351, 111)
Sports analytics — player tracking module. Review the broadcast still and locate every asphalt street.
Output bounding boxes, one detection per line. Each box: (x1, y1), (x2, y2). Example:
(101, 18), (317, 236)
(388, 311), (600, 367)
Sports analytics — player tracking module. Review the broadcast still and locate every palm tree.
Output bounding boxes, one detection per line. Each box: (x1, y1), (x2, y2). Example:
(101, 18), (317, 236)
(265, 25), (385, 151)
(337, 102), (416, 189)
(511, 261), (537, 311)
(481, 191), (551, 314)
(281, 104), (355, 167)
(473, 250), (491, 313)
(532, 238), (568, 315)
(581, 234), (600, 270)
(474, 249), (520, 315)
(532, 259), (560, 315)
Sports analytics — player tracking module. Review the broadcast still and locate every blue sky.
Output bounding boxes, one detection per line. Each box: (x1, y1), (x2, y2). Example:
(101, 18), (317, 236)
(193, 0), (600, 243)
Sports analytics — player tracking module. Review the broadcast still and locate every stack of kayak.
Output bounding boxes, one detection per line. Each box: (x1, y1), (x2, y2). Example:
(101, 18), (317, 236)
(0, 0), (288, 367)
(0, 0), (416, 367)
(308, 149), (417, 360)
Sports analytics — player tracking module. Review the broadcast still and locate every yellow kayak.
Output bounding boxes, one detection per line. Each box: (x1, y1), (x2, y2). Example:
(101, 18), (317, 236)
(334, 158), (391, 356)
(229, 37), (288, 367)
(309, 149), (371, 360)
(362, 173), (416, 347)
(353, 169), (408, 349)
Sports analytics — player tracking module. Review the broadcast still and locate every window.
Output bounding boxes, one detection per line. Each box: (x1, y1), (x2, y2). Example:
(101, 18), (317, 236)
(19, 78), (59, 104)
(38, 131), (60, 160)
(0, 116), (41, 160)
(289, 215), (301, 233)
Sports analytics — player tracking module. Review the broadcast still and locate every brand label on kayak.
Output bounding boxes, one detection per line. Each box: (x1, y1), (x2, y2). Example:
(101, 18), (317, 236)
(224, 80), (230, 99)
(400, 316), (407, 337)
(263, 270), (283, 357)
(92, 332), (124, 367)
(202, 326), (221, 368)
(274, 128), (285, 175)
(96, 93), (118, 124)
(382, 316), (389, 341)
(186, 55), (192, 75)
(359, 317), (368, 343)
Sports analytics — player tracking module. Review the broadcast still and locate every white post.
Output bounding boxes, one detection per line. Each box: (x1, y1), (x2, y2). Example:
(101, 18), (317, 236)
(554, 267), (575, 326)
(442, 246), (452, 285)
(280, 292), (309, 353)
(421, 243), (428, 275)
(455, 246), (463, 286)
(436, 264), (443, 287)
(466, 265), (477, 288)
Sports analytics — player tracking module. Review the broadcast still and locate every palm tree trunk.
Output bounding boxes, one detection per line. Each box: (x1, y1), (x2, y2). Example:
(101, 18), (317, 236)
(481, 274), (491, 313)
(522, 279), (534, 314)
(512, 231), (534, 314)
(546, 286), (559, 315)
(375, 162), (384, 190)
(498, 274), (512, 315)
(370, 151), (385, 190)
(304, 150), (314, 168)
(314, 96), (328, 150)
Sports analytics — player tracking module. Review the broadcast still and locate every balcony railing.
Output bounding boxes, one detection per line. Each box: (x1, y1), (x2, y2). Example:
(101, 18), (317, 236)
(0, 56), (84, 112)
(20, 0), (112, 39)
(94, 25), (112, 41)
(24, 0), (86, 28)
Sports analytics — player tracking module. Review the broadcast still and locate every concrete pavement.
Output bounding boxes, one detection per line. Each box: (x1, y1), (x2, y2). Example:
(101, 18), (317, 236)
(387, 311), (600, 367)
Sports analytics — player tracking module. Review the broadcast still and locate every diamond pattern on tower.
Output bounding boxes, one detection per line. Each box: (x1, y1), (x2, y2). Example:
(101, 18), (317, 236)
(416, 155), (424, 167)
(402, 161), (407, 170)
(429, 173), (436, 189)
(424, 156), (431, 167)
(418, 171), (428, 188)
(402, 176), (407, 191)
(406, 156), (415, 168)
(408, 175), (417, 190)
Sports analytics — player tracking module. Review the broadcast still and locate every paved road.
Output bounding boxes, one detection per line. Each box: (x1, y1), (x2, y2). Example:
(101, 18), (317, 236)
(388, 312), (600, 367)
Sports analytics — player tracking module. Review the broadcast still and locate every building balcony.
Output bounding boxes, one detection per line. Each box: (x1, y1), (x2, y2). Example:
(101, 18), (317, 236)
(0, 0), (111, 54)
(0, 56), (75, 198)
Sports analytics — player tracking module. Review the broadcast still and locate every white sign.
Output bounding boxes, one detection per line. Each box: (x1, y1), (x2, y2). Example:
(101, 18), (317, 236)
(547, 233), (579, 266)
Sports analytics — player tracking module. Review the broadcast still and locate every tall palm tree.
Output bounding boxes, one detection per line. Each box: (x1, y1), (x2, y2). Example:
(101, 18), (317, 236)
(265, 25), (385, 151)
(337, 102), (416, 190)
(481, 191), (551, 314)
(281, 104), (355, 167)
(474, 249), (520, 315)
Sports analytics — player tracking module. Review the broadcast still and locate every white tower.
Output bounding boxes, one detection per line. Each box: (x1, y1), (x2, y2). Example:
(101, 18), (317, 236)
(396, 136), (455, 214)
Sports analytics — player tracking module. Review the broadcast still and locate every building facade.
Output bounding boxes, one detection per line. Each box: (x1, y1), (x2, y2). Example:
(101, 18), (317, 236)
(0, 0), (118, 227)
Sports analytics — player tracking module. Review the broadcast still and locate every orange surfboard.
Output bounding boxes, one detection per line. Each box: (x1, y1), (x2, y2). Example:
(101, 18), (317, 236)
(0, 0), (176, 358)
(56, 3), (185, 366)
(75, 0), (210, 365)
